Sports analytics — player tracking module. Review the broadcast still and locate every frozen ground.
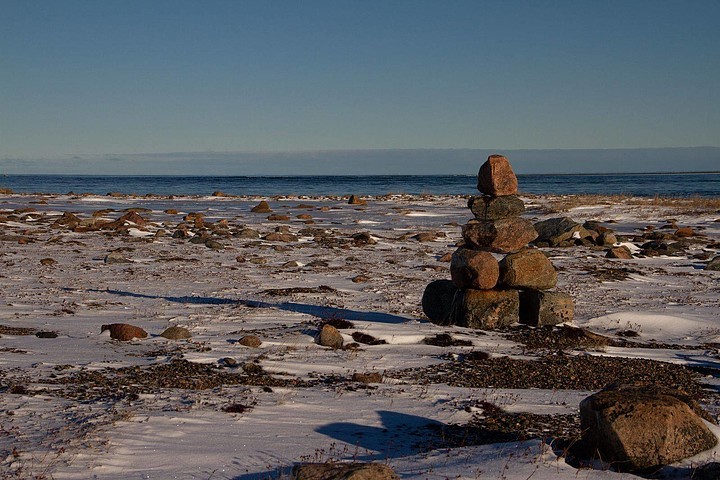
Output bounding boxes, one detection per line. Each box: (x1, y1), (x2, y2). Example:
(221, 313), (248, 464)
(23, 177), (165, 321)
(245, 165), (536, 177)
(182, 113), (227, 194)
(1, 192), (719, 479)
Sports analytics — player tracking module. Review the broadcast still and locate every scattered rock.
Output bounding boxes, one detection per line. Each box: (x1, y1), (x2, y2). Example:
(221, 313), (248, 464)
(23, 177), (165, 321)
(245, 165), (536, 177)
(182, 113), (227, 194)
(39, 258), (57, 266)
(606, 245), (633, 259)
(204, 239), (224, 250)
(164, 209), (179, 214)
(580, 383), (717, 472)
(450, 247), (499, 290)
(267, 214), (290, 221)
(322, 318), (354, 329)
(101, 323), (148, 341)
(462, 218), (538, 253)
(351, 332), (387, 345)
(468, 195), (525, 220)
(263, 233), (298, 242)
(499, 248), (557, 290)
(596, 232), (617, 246)
(159, 326), (192, 340)
(533, 217), (591, 247)
(238, 335), (262, 348)
(352, 372), (383, 384)
(352, 232), (376, 246)
(318, 324), (344, 349)
(292, 462), (399, 480)
(220, 357), (238, 367)
(675, 227), (695, 238)
(438, 252), (453, 262)
(212, 191), (230, 197)
(705, 256), (720, 271)
(412, 232), (439, 242)
(35, 331), (58, 339)
(104, 251), (132, 264)
(251, 201), (272, 213)
(477, 155), (518, 196)
(351, 275), (370, 283)
(423, 333), (473, 347)
(519, 290), (574, 326)
(347, 195), (367, 205)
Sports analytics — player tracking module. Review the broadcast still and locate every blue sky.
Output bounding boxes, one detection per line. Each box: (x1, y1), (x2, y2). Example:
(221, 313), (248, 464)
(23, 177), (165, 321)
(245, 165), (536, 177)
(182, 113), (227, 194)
(1, 1), (719, 173)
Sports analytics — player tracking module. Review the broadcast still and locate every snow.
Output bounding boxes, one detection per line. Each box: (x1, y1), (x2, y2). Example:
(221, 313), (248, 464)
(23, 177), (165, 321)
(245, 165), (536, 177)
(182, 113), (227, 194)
(0, 192), (719, 479)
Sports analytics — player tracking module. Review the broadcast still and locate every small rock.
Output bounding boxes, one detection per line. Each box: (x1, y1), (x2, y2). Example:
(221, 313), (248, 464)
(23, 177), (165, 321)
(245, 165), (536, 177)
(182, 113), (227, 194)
(101, 323), (148, 341)
(438, 252), (453, 262)
(204, 239), (224, 250)
(596, 232), (618, 246)
(267, 214), (290, 221)
(39, 258), (57, 266)
(35, 331), (58, 339)
(318, 324), (343, 349)
(238, 335), (262, 348)
(352, 372), (383, 384)
(104, 251), (132, 264)
(220, 357), (238, 367)
(249, 257), (267, 265)
(675, 227), (695, 238)
(706, 256), (720, 271)
(235, 228), (260, 239)
(282, 260), (301, 268)
(164, 209), (179, 214)
(160, 326), (192, 340)
(250, 201), (272, 213)
(606, 245), (634, 259)
(347, 195), (367, 205)
(352, 275), (370, 283)
(296, 214), (313, 220)
(534, 217), (592, 247)
(263, 233), (298, 242)
(352, 232), (376, 246)
(412, 232), (439, 242)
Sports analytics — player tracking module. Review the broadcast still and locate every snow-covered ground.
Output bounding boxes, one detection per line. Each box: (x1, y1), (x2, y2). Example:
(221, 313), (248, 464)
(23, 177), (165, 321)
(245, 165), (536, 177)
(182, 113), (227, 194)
(1, 192), (719, 479)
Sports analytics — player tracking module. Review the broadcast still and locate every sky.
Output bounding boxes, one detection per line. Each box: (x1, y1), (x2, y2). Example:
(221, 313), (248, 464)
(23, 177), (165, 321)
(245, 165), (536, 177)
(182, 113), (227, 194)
(1, 0), (719, 174)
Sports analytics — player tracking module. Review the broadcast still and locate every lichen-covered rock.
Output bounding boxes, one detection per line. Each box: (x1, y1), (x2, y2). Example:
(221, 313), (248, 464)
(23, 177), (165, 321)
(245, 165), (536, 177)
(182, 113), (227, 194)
(452, 289), (519, 329)
(318, 324), (343, 349)
(462, 218), (538, 253)
(238, 335), (262, 348)
(580, 384), (717, 472)
(421, 280), (458, 325)
(606, 245), (634, 259)
(534, 217), (592, 247)
(499, 248), (557, 290)
(519, 290), (574, 326)
(101, 323), (148, 341)
(477, 155), (518, 196)
(468, 195), (525, 220)
(160, 326), (192, 340)
(450, 247), (499, 290)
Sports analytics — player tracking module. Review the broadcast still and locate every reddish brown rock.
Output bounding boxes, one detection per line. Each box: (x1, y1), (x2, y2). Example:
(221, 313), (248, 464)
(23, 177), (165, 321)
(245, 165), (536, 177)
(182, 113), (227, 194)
(101, 323), (148, 341)
(267, 214), (290, 221)
(580, 384), (717, 472)
(263, 233), (298, 242)
(675, 227), (695, 238)
(453, 288), (519, 329)
(318, 324), (343, 349)
(477, 155), (518, 196)
(292, 462), (398, 480)
(499, 248), (557, 290)
(450, 247), (499, 290)
(348, 195), (367, 205)
(238, 335), (262, 348)
(606, 246), (633, 259)
(352, 372), (383, 384)
(519, 290), (574, 326)
(251, 201), (272, 213)
(462, 218), (538, 253)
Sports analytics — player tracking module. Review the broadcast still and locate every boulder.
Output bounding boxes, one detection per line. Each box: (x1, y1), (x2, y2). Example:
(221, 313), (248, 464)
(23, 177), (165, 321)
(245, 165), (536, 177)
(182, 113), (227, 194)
(251, 201), (272, 213)
(263, 233), (298, 242)
(104, 251), (132, 264)
(706, 256), (720, 271)
(421, 280), (458, 325)
(235, 228), (260, 239)
(596, 232), (618, 246)
(499, 248), (557, 290)
(292, 462), (399, 480)
(347, 195), (367, 205)
(580, 384), (717, 472)
(352, 372), (383, 384)
(238, 335), (262, 348)
(452, 288), (519, 329)
(462, 218), (538, 253)
(606, 246), (633, 259)
(450, 247), (499, 290)
(477, 155), (518, 196)
(160, 326), (192, 340)
(101, 323), (148, 341)
(318, 324), (343, 349)
(534, 217), (592, 247)
(467, 195), (525, 220)
(519, 290), (574, 326)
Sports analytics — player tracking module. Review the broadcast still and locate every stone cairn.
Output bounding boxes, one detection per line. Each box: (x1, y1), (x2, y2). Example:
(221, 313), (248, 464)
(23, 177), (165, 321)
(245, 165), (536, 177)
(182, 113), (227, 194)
(422, 155), (574, 329)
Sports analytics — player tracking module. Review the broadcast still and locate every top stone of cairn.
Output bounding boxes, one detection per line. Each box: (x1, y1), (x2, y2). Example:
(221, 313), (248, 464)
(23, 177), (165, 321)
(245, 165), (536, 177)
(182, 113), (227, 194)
(477, 155), (518, 196)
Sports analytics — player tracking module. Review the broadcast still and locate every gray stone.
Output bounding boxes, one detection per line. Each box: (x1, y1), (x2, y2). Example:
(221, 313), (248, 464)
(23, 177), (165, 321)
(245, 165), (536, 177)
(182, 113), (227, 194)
(534, 217), (592, 247)
(705, 256), (720, 271)
(467, 195), (525, 220)
(580, 384), (717, 472)
(519, 290), (574, 326)
(452, 289), (519, 330)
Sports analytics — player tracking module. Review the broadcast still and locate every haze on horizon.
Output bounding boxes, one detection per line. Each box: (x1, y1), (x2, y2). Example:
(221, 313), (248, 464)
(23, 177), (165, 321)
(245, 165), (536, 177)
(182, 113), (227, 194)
(1, 1), (719, 175)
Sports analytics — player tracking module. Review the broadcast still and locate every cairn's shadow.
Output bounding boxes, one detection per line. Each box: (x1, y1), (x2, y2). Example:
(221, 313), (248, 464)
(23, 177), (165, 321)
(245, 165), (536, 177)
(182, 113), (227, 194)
(82, 288), (414, 324)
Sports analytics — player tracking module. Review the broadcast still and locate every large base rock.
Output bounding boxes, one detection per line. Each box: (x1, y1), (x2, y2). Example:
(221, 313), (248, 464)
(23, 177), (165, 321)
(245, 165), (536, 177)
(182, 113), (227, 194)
(450, 247), (499, 290)
(519, 290), (574, 326)
(421, 280), (459, 325)
(292, 462), (399, 480)
(453, 288), (519, 329)
(462, 218), (538, 253)
(580, 384), (718, 472)
(499, 248), (557, 290)
(467, 195), (525, 220)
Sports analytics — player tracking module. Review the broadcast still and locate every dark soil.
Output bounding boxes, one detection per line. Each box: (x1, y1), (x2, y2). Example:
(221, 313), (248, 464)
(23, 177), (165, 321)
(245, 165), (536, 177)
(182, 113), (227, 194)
(261, 285), (337, 296)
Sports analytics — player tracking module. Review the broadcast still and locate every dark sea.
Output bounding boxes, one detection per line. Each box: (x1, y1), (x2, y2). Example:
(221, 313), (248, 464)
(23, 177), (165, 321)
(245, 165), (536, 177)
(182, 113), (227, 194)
(1, 173), (719, 197)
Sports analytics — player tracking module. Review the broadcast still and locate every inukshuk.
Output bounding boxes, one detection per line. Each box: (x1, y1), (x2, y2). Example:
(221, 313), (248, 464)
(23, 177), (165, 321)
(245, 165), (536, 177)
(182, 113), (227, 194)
(422, 154), (574, 329)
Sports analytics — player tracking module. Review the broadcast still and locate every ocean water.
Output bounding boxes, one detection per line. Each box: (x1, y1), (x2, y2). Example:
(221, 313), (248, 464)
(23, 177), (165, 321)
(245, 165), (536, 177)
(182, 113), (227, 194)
(1, 173), (718, 197)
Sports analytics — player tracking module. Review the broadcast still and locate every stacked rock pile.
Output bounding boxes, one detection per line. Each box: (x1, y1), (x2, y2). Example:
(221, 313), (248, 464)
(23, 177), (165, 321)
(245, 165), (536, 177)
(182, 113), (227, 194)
(422, 155), (574, 329)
